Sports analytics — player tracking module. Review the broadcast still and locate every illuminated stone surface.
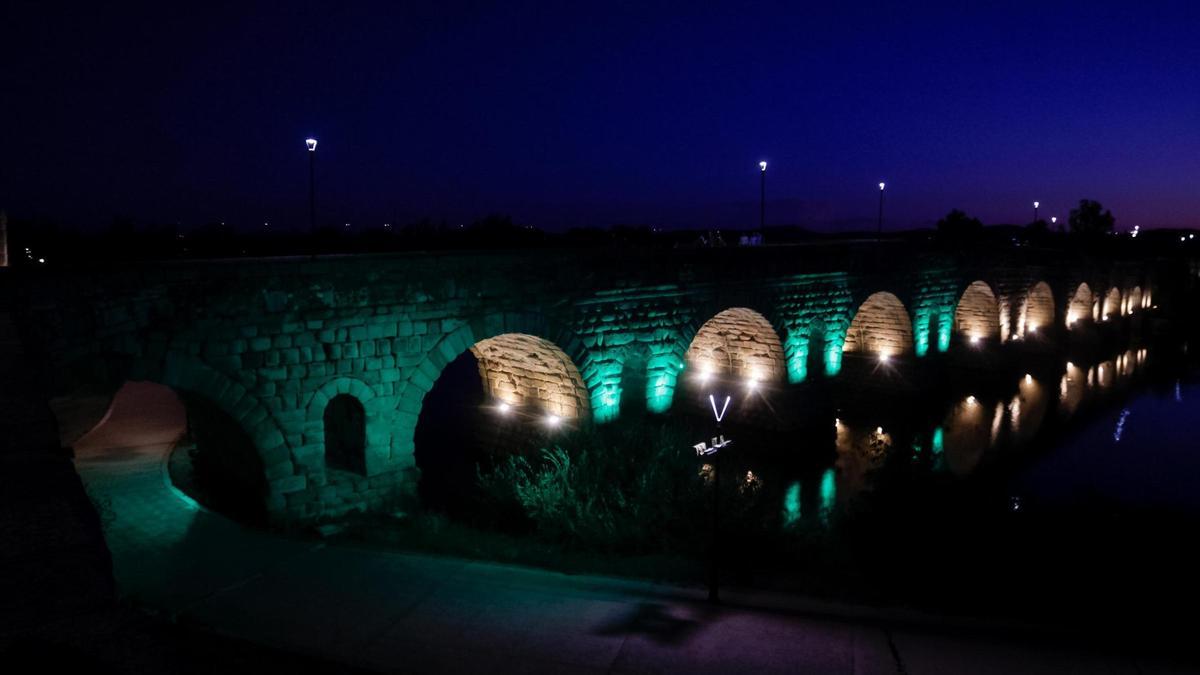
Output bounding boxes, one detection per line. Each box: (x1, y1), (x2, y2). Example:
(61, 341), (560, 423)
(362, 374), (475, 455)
(11, 245), (1157, 522)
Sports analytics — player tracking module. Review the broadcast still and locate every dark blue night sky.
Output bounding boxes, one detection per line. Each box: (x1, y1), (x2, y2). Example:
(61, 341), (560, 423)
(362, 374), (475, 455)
(5, 1), (1199, 232)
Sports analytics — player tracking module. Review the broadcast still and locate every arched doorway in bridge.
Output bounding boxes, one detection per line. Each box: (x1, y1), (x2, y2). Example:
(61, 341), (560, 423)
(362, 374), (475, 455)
(1067, 283), (1093, 328)
(324, 394), (366, 474)
(1021, 282), (1054, 338)
(954, 281), (1000, 346)
(413, 332), (590, 514)
(842, 292), (913, 361)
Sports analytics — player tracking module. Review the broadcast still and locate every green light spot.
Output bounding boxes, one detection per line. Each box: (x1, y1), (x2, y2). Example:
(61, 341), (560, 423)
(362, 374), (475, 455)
(914, 309), (931, 357)
(825, 343), (843, 376)
(644, 354), (681, 414)
(819, 468), (836, 526)
(931, 426), (944, 455)
(782, 481), (802, 526)
(937, 311), (953, 352)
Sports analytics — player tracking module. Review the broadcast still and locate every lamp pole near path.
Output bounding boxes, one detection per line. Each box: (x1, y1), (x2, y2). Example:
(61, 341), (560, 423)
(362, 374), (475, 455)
(694, 393), (732, 604)
(759, 161), (767, 230)
(306, 138), (318, 236)
(877, 182), (886, 241)
(1034, 200), (1040, 225)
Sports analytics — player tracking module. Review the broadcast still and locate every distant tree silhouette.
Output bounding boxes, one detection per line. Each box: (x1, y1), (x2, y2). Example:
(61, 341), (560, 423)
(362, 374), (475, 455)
(935, 209), (983, 240)
(1068, 199), (1115, 237)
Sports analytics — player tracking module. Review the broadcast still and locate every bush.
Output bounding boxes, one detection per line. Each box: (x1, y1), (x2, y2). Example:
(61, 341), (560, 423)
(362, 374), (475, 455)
(476, 420), (708, 553)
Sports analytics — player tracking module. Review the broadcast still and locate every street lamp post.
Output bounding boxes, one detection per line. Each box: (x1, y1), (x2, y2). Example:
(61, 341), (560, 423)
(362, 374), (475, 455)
(759, 161), (767, 230)
(306, 138), (318, 235)
(1033, 200), (1040, 225)
(877, 182), (886, 240)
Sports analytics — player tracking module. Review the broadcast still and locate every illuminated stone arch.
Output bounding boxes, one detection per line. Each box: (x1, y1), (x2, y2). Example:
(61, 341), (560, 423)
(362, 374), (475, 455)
(1125, 287), (1142, 316)
(395, 315), (597, 461)
(953, 281), (1001, 344)
(685, 307), (786, 384)
(470, 333), (590, 420)
(842, 292), (913, 358)
(1020, 281), (1055, 337)
(1102, 287), (1122, 320)
(1066, 282), (1093, 328)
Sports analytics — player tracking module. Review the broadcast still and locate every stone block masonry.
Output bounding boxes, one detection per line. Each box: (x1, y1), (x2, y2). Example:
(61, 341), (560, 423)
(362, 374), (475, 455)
(6, 243), (1159, 524)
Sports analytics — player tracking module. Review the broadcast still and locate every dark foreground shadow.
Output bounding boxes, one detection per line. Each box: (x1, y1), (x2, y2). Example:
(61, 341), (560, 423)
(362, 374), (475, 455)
(593, 602), (702, 646)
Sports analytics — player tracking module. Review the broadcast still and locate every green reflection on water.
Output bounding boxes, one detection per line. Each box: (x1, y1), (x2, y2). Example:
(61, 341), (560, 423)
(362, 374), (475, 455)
(782, 481), (802, 526)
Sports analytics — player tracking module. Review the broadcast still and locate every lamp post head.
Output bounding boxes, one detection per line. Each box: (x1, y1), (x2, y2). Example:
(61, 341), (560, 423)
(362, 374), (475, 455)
(759, 161), (767, 172)
(1051, 216), (1057, 224)
(1034, 201), (1040, 209)
(305, 138), (318, 152)
(879, 182), (886, 191)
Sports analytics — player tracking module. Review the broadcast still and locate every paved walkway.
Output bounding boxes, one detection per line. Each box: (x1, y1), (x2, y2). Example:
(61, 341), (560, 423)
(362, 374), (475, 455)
(72, 383), (1193, 674)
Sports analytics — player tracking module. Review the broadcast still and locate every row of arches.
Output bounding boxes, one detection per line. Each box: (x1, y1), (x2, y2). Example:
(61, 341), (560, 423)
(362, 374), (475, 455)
(88, 276), (1147, 520)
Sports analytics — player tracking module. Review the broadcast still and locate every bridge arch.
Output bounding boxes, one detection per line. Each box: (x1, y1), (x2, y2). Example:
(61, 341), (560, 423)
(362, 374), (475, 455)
(1066, 282), (1093, 328)
(954, 280), (1001, 345)
(1102, 287), (1122, 320)
(1020, 281), (1055, 337)
(685, 307), (786, 385)
(842, 292), (913, 359)
(1125, 287), (1142, 316)
(397, 313), (597, 461)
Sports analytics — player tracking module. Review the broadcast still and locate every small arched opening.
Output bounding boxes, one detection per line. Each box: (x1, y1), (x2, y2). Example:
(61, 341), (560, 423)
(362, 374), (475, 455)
(324, 393), (367, 475)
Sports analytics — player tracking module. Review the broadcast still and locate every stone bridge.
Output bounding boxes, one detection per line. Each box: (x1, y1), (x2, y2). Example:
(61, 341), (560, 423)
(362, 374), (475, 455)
(4, 242), (1159, 523)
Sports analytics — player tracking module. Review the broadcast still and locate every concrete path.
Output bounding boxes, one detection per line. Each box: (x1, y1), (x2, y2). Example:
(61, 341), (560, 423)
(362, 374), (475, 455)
(72, 382), (1193, 674)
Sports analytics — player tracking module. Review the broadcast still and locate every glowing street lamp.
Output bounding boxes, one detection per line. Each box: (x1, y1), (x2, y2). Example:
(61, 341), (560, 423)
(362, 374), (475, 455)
(1033, 200), (1040, 224)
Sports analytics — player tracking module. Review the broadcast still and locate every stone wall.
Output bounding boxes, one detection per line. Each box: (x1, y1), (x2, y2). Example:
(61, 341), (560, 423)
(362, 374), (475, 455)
(4, 242), (1162, 524)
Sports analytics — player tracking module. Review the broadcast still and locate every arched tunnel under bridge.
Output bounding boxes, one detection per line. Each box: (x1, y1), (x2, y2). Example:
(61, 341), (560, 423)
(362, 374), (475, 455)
(413, 332), (591, 513)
